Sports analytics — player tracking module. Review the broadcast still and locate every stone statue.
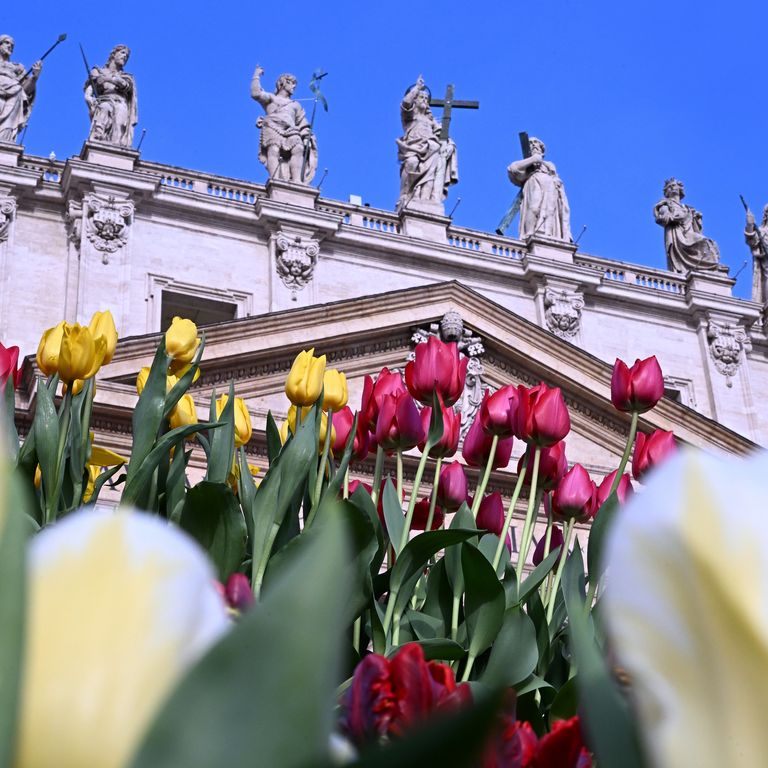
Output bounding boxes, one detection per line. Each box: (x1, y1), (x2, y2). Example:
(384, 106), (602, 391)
(506, 137), (571, 241)
(396, 77), (457, 209)
(250, 66), (317, 184)
(745, 204), (768, 304)
(0, 35), (42, 143)
(84, 44), (138, 147)
(653, 178), (722, 273)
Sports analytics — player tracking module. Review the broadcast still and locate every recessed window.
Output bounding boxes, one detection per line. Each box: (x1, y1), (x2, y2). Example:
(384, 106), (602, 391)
(663, 387), (681, 403)
(161, 291), (237, 330)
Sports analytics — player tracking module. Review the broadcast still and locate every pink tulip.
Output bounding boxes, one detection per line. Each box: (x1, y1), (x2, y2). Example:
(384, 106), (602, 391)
(436, 462), (468, 511)
(632, 430), (677, 481)
(552, 464), (597, 522)
(479, 385), (518, 438)
(404, 336), (468, 407)
(375, 391), (425, 452)
(511, 383), (570, 447)
(462, 415), (513, 469)
(611, 356), (664, 413)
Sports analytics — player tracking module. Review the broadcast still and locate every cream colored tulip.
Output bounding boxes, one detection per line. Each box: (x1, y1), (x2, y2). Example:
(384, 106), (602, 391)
(15, 508), (229, 768)
(604, 449), (768, 768)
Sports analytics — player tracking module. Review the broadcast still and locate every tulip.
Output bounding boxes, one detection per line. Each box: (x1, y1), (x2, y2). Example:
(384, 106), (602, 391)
(480, 384), (518, 437)
(476, 492), (505, 537)
(595, 469), (633, 511)
(136, 367), (179, 396)
(512, 383), (570, 446)
(332, 407), (369, 460)
(35, 320), (65, 376)
(411, 497), (444, 530)
(284, 405), (335, 450)
(58, 324), (107, 384)
(375, 391), (424, 452)
(15, 507), (229, 768)
(285, 347), (326, 407)
(602, 449), (768, 768)
(322, 368), (348, 412)
(462, 415), (513, 469)
(632, 429), (676, 481)
(483, 719), (539, 768)
(551, 464), (597, 522)
(168, 359), (201, 382)
(169, 393), (198, 434)
(165, 316), (200, 363)
(533, 524), (564, 566)
(347, 479), (373, 498)
(436, 462), (468, 511)
(82, 464), (101, 503)
(404, 336), (468, 406)
(0, 341), (21, 389)
(216, 394), (253, 447)
(88, 310), (118, 365)
(519, 441), (568, 491)
(611, 356), (664, 414)
(360, 368), (408, 433)
(224, 573), (254, 612)
(418, 398), (460, 458)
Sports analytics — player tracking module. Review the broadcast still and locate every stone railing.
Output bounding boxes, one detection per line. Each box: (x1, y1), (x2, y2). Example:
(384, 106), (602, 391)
(575, 254), (686, 295)
(20, 158), (64, 184)
(446, 225), (526, 260)
(317, 201), (402, 234)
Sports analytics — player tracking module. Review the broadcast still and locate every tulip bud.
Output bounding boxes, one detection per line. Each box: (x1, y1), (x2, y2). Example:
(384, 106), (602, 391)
(632, 429), (676, 481)
(518, 441), (568, 491)
(476, 492), (505, 537)
(479, 385), (518, 437)
(34, 464), (41, 489)
(58, 324), (106, 384)
(165, 316), (200, 363)
(285, 348), (326, 407)
(169, 394), (198, 436)
(0, 342), (21, 390)
(436, 462), (468, 511)
(595, 469), (633, 511)
(35, 320), (66, 376)
(462, 415), (513, 469)
(404, 336), (469, 406)
(411, 497), (444, 531)
(225, 573), (254, 612)
(375, 391), (424, 452)
(322, 368), (348, 412)
(533, 524), (564, 566)
(511, 383), (570, 447)
(88, 310), (118, 365)
(418, 399), (460, 458)
(611, 356), (664, 414)
(216, 394), (253, 448)
(552, 464), (597, 522)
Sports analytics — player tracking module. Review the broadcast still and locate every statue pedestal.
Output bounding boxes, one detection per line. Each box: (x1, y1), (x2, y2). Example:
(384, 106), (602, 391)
(0, 142), (23, 168)
(526, 235), (577, 264)
(688, 270), (735, 298)
(265, 178), (319, 209)
(398, 199), (449, 242)
(79, 141), (139, 172)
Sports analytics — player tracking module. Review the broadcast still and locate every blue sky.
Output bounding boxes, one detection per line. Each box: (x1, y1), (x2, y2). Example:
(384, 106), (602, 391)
(4, 1), (767, 298)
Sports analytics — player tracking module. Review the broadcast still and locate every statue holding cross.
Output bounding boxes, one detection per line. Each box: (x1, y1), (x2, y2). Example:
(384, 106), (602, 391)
(396, 77), (478, 211)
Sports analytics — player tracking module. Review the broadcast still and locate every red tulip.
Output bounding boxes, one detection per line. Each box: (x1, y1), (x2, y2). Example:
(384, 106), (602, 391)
(536, 717), (593, 768)
(404, 336), (468, 406)
(483, 719), (538, 768)
(632, 429), (676, 481)
(0, 342), (21, 390)
(332, 406), (370, 460)
(595, 469), (633, 511)
(436, 462), (468, 511)
(411, 497), (444, 530)
(347, 479), (373, 497)
(512, 383), (570, 447)
(375, 391), (425, 452)
(479, 385), (518, 437)
(518, 441), (568, 491)
(533, 524), (564, 566)
(361, 368), (407, 432)
(224, 573), (254, 612)
(462, 415), (514, 469)
(552, 464), (597, 522)
(477, 492), (512, 552)
(611, 356), (664, 413)
(418, 398), (460, 458)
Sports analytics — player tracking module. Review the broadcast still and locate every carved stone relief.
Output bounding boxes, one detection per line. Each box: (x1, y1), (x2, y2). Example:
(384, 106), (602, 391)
(65, 199), (83, 247)
(707, 320), (752, 386)
(0, 195), (16, 243)
(275, 232), (319, 297)
(544, 287), (584, 339)
(84, 193), (134, 262)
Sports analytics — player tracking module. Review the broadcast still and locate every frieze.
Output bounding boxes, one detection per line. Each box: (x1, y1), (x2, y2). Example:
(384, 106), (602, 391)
(275, 232), (320, 296)
(544, 287), (584, 340)
(707, 320), (751, 386)
(84, 193), (135, 262)
(0, 195), (16, 243)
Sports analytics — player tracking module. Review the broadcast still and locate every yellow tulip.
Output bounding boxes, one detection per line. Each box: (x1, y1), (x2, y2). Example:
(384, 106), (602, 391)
(216, 395), (253, 448)
(168, 359), (201, 383)
(285, 405), (335, 451)
(89, 436), (128, 468)
(228, 457), (241, 494)
(604, 450), (768, 768)
(82, 465), (100, 503)
(62, 379), (86, 396)
(33, 464), (41, 490)
(136, 368), (179, 396)
(15, 508), (229, 768)
(165, 316), (200, 363)
(322, 369), (348, 412)
(36, 320), (66, 376)
(285, 348), (326, 407)
(88, 310), (118, 365)
(58, 324), (106, 384)
(279, 419), (291, 444)
(169, 394), (198, 434)
(248, 464), (260, 478)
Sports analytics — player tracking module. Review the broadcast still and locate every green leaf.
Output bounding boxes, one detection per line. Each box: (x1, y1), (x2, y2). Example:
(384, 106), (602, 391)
(207, 381), (235, 485)
(461, 543), (505, 660)
(549, 676), (579, 722)
(514, 673), (554, 696)
(482, 606), (538, 687)
(400, 637), (466, 662)
(420, 558), (454, 636)
(382, 478), (405, 553)
(236, 447), (257, 543)
(478, 532), (510, 577)
(587, 490), (620, 583)
(179, 481), (247, 580)
(33, 375), (59, 517)
(425, 389), (444, 450)
(0, 381), (18, 464)
(516, 547), (560, 605)
(162, 335), (205, 419)
(318, 413), (358, 506)
(131, 506), (350, 768)
(86, 464), (124, 506)
(265, 411), (282, 464)
(164, 445), (190, 521)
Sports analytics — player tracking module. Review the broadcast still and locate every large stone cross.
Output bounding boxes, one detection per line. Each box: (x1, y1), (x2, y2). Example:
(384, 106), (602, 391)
(429, 84), (479, 141)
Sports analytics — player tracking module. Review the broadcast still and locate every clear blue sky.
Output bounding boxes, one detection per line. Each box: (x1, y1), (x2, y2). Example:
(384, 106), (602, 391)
(5, 1), (768, 298)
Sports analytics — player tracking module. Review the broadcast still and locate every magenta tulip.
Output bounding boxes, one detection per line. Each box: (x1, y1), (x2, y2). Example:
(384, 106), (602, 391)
(0, 342), (21, 390)
(418, 398), (460, 458)
(332, 406), (370, 460)
(518, 440), (568, 491)
(479, 385), (518, 437)
(375, 391), (425, 452)
(533, 524), (564, 566)
(404, 336), (468, 406)
(462, 415), (514, 469)
(511, 383), (570, 447)
(552, 464), (597, 522)
(436, 462), (468, 511)
(595, 469), (633, 510)
(611, 356), (664, 413)
(632, 429), (677, 480)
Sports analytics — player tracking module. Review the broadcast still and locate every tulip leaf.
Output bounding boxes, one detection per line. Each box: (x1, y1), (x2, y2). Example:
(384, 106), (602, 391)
(482, 606), (538, 687)
(549, 676), (579, 722)
(587, 489), (620, 584)
(86, 463), (124, 506)
(207, 381), (235, 485)
(425, 389), (445, 450)
(179, 481), (247, 580)
(349, 485), (385, 575)
(164, 445), (191, 521)
(0, 472), (31, 768)
(163, 334), (205, 418)
(461, 542), (505, 661)
(382, 478), (405, 554)
(319, 413), (358, 507)
(236, 447), (257, 543)
(515, 548), (560, 605)
(33, 375), (59, 520)
(478, 532), (510, 577)
(1, 379), (19, 463)
(265, 411), (282, 464)
(420, 558), (454, 636)
(131, 508), (350, 768)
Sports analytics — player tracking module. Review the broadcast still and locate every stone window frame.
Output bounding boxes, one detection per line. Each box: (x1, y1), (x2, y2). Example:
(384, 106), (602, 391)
(663, 376), (697, 409)
(146, 273), (253, 333)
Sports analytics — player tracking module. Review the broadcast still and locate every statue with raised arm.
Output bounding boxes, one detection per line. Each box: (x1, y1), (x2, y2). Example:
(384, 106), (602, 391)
(396, 76), (457, 209)
(745, 203), (768, 304)
(250, 65), (317, 184)
(84, 44), (138, 147)
(506, 136), (571, 241)
(0, 35), (42, 143)
(653, 178), (722, 273)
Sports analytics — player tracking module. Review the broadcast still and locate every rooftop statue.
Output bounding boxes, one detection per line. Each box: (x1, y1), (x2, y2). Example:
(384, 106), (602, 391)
(250, 65), (317, 184)
(0, 35), (42, 143)
(396, 76), (458, 210)
(744, 203), (768, 304)
(654, 178), (722, 273)
(84, 44), (138, 147)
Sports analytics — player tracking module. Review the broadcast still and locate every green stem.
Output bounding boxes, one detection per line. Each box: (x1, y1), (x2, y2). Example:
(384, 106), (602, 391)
(520, 488), (544, 574)
(610, 410), (639, 495)
(352, 616), (361, 654)
(515, 447), (541, 581)
(371, 445), (384, 505)
(252, 522), (280, 599)
(470, 434), (499, 517)
(310, 408), (333, 512)
(396, 450), (404, 503)
(47, 388), (73, 523)
(343, 468), (349, 499)
(542, 506), (554, 559)
(492, 460), (528, 571)
(460, 654), (476, 683)
(398, 447), (431, 553)
(383, 588), (398, 634)
(425, 455), (443, 532)
(546, 518), (575, 623)
(450, 587), (462, 642)
(392, 615), (401, 647)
